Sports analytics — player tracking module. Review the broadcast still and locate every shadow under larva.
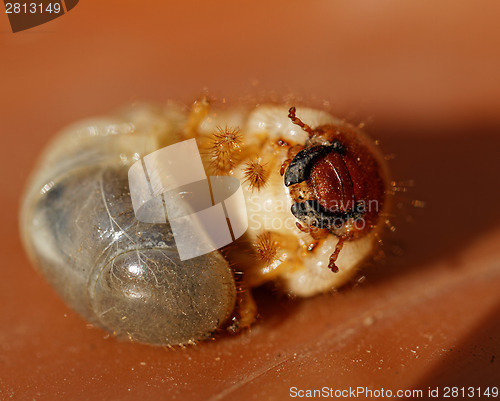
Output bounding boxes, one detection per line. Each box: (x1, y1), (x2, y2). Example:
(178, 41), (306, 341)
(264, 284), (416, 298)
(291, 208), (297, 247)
(20, 98), (391, 346)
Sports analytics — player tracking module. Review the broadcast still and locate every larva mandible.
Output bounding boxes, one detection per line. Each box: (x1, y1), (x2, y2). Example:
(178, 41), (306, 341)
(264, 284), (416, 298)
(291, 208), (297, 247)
(20, 98), (390, 346)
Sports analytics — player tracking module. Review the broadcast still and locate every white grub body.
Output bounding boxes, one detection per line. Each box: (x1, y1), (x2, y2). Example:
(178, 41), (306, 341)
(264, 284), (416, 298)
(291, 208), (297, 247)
(20, 100), (388, 345)
(198, 105), (384, 296)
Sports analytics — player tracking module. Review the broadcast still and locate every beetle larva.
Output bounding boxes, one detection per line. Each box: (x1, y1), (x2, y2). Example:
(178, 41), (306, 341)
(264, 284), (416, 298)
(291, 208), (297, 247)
(20, 99), (390, 345)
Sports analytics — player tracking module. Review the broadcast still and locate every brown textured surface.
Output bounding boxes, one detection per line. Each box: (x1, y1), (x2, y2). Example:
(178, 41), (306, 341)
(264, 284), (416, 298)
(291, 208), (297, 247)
(1, 1), (500, 400)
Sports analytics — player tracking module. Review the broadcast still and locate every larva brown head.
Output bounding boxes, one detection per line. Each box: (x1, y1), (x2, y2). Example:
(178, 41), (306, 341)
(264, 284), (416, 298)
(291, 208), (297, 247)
(308, 123), (387, 239)
(284, 107), (388, 266)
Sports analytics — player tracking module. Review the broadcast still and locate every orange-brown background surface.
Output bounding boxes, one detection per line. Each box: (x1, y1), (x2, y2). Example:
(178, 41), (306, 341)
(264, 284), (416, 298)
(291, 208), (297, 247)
(1, 1), (499, 400)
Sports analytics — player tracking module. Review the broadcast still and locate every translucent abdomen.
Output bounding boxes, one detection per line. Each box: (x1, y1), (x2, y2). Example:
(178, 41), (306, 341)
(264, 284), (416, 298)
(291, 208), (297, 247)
(20, 106), (237, 345)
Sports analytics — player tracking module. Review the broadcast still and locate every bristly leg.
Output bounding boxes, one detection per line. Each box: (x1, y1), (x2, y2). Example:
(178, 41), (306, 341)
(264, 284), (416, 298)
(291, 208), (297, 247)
(254, 231), (280, 265)
(209, 126), (242, 174)
(243, 160), (269, 191)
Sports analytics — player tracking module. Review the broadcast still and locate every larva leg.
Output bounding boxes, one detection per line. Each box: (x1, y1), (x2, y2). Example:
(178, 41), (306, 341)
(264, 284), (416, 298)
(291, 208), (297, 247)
(295, 221), (329, 240)
(280, 144), (303, 176)
(327, 237), (346, 273)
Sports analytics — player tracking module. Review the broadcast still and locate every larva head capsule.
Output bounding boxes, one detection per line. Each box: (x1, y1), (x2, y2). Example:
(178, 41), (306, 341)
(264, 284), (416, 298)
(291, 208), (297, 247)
(282, 107), (387, 272)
